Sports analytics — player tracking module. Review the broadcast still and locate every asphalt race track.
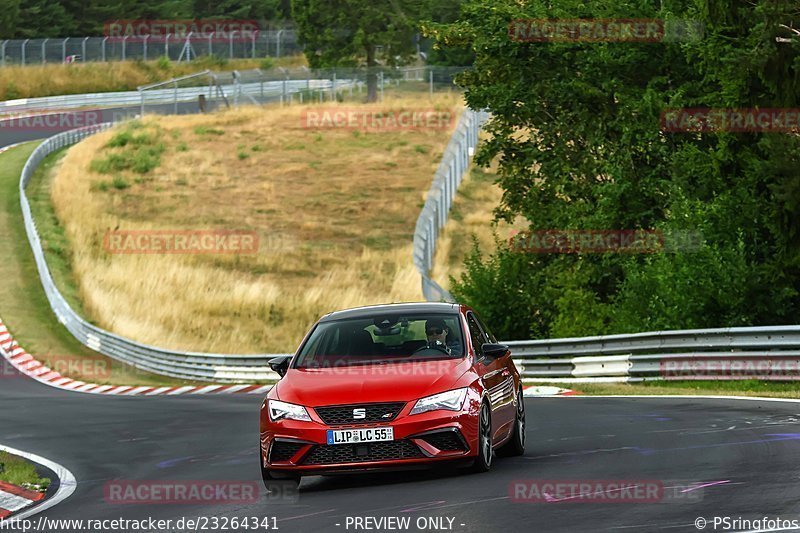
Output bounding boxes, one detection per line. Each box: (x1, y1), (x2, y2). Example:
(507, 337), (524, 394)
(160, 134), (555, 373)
(3, 122), (800, 533)
(4, 361), (800, 533)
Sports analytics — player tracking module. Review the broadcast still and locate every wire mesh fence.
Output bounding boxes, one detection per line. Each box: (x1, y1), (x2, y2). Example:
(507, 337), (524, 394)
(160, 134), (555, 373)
(0, 31), (302, 66)
(137, 66), (470, 116)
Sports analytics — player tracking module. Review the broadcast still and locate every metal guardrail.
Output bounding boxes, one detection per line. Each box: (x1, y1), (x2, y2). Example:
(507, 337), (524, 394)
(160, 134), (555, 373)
(509, 326), (800, 382)
(413, 108), (489, 302)
(0, 78), (335, 115)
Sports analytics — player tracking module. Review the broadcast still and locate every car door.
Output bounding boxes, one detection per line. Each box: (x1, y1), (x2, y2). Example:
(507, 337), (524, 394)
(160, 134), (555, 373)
(467, 312), (515, 440)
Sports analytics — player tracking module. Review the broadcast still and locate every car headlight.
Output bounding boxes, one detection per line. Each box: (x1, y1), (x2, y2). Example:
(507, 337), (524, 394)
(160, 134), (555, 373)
(410, 388), (468, 415)
(268, 399), (312, 422)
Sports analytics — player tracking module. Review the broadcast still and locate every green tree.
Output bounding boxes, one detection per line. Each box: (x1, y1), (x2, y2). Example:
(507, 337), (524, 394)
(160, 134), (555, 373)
(428, 0), (800, 340)
(0, 0), (20, 39)
(292, 0), (424, 101)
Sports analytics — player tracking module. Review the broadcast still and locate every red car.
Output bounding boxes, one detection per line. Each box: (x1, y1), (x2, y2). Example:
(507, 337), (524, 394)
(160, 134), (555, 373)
(259, 302), (525, 488)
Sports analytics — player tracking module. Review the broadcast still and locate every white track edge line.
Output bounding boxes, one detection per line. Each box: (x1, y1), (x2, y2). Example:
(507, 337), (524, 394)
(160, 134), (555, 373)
(0, 444), (76, 522)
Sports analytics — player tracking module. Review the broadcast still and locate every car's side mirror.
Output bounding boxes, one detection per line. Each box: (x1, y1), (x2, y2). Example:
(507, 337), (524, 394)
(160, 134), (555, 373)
(481, 343), (509, 360)
(269, 355), (292, 378)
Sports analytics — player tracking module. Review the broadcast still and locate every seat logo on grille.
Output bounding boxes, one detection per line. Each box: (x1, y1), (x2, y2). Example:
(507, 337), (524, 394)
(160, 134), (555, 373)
(353, 408), (366, 419)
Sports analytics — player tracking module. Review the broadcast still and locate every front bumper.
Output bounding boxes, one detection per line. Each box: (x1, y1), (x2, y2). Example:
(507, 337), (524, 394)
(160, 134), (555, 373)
(260, 402), (480, 474)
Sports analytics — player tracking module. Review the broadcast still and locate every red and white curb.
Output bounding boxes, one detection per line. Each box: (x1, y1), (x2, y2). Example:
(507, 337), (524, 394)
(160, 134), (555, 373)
(0, 481), (44, 519)
(523, 385), (577, 397)
(0, 319), (272, 397)
(0, 444), (76, 523)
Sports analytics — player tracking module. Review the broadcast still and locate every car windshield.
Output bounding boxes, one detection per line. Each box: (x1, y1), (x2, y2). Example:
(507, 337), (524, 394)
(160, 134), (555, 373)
(294, 313), (464, 368)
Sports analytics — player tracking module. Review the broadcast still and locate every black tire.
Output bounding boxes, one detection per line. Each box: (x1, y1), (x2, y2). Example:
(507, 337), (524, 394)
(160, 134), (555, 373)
(470, 402), (493, 473)
(260, 449), (300, 493)
(498, 388), (526, 457)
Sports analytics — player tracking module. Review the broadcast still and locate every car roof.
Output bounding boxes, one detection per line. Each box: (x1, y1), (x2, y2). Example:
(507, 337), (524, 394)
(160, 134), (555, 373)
(318, 302), (462, 322)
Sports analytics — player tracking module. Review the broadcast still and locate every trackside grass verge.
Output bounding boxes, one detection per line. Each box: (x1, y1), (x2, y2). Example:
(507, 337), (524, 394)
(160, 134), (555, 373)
(49, 95), (463, 354)
(0, 451), (50, 493)
(0, 143), (217, 387)
(431, 154), (526, 290)
(0, 55), (307, 101)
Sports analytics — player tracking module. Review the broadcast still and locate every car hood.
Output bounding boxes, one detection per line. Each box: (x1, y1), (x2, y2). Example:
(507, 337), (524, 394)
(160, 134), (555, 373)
(275, 358), (472, 406)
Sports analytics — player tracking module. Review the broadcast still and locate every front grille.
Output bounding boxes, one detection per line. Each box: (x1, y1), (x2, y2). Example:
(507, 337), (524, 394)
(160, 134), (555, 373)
(269, 440), (307, 463)
(302, 440), (424, 465)
(418, 430), (467, 452)
(315, 402), (405, 425)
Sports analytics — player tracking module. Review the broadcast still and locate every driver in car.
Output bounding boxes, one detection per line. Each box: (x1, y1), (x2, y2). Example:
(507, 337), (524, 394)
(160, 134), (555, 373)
(424, 318), (461, 356)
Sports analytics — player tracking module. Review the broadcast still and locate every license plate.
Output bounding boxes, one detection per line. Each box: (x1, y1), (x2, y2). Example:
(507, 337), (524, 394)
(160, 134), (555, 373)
(326, 427), (394, 445)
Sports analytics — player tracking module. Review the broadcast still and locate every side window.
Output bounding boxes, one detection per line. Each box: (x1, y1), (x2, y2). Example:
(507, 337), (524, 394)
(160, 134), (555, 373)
(466, 313), (486, 359)
(474, 313), (497, 343)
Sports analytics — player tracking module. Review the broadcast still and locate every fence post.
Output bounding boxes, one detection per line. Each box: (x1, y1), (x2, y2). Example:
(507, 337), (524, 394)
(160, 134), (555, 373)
(102, 37), (107, 62)
(165, 33), (170, 59)
(208, 33), (213, 57)
(251, 31), (257, 58)
(143, 35), (148, 61)
(21, 38), (29, 66)
(82, 37), (88, 62)
(276, 29), (284, 57)
(61, 38), (68, 63)
(229, 32), (234, 59)
(122, 35), (128, 61)
(1, 40), (7, 67)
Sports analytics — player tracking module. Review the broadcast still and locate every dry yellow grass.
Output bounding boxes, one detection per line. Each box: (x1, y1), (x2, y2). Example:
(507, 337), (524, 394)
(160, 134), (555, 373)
(50, 94), (462, 353)
(430, 153), (526, 291)
(0, 56), (306, 100)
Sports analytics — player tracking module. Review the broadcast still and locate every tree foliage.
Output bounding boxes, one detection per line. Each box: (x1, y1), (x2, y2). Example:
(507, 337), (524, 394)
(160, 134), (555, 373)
(3, 0), (292, 38)
(428, 0), (800, 339)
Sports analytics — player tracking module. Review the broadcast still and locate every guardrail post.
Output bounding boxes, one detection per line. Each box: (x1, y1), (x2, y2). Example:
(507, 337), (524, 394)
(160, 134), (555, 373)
(173, 80), (178, 114)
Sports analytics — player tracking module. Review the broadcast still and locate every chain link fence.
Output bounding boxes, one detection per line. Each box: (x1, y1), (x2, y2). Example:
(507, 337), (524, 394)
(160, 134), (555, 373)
(138, 65), (468, 115)
(0, 31), (302, 66)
